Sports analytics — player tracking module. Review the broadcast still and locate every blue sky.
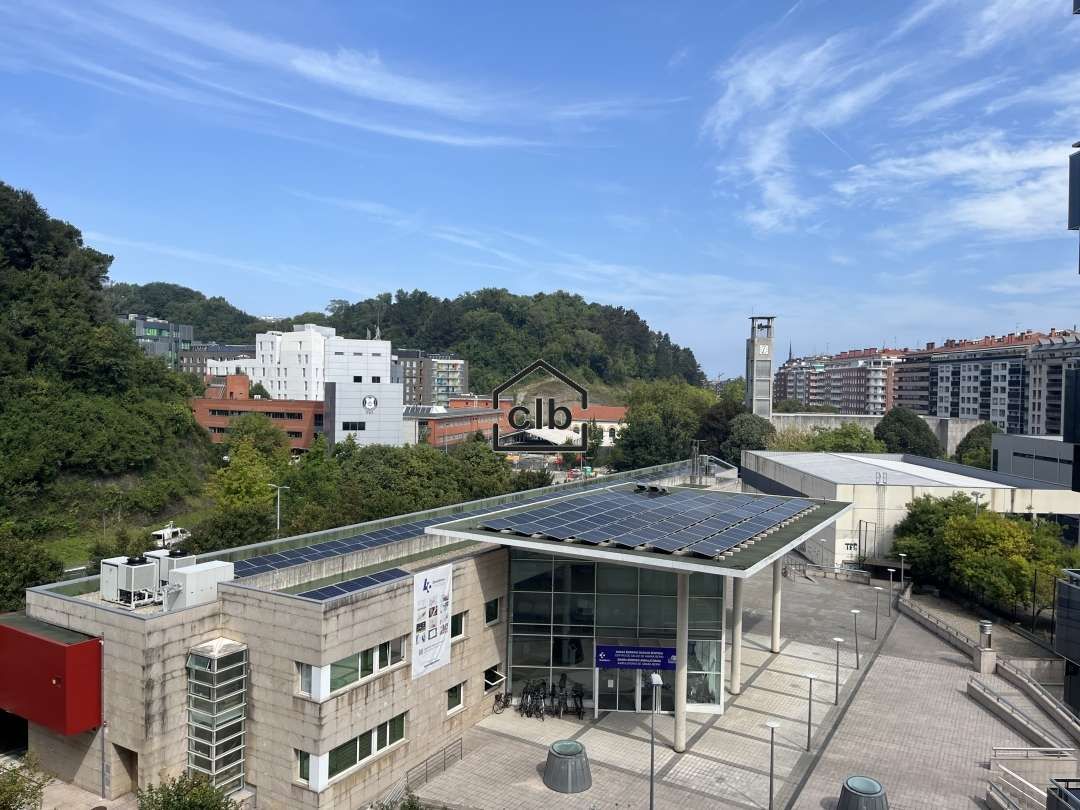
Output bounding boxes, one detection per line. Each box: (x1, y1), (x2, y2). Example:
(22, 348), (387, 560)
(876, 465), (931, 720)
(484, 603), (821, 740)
(2, 0), (1079, 377)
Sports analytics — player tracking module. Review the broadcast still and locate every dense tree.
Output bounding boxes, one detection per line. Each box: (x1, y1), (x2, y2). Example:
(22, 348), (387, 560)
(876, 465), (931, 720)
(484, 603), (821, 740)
(611, 381), (715, 470)
(715, 378), (745, 408)
(510, 470), (554, 491)
(108, 283), (706, 392)
(205, 439), (277, 512)
(720, 414), (775, 464)
(0, 525), (64, 612)
(249, 381), (271, 399)
(137, 773), (239, 810)
(223, 413), (290, 467)
(874, 408), (942, 457)
(583, 420), (605, 467)
(0, 753), (49, 810)
(953, 423), (1002, 469)
(809, 423), (886, 453)
(695, 398), (746, 458)
(187, 505), (275, 554)
(766, 427), (815, 451)
(893, 493), (1080, 615)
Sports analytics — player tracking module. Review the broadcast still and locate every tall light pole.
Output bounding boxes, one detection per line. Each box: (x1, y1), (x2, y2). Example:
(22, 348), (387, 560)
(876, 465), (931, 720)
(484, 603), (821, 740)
(805, 673), (817, 751)
(268, 484), (290, 537)
(850, 609), (861, 668)
(766, 719), (780, 809)
(898, 553), (907, 591)
(873, 586), (883, 640)
(886, 569), (895, 616)
(832, 637), (843, 705)
(971, 490), (984, 516)
(649, 672), (663, 810)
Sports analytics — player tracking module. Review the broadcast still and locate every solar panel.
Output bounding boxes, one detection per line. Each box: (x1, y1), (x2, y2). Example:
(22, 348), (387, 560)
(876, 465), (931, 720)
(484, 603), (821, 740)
(649, 536), (693, 552)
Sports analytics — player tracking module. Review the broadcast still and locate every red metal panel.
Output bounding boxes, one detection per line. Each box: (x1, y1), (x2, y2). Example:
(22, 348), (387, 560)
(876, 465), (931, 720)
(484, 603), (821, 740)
(0, 622), (101, 735)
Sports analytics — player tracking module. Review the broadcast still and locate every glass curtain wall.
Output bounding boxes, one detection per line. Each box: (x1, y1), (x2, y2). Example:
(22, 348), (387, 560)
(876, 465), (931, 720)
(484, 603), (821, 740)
(509, 549), (724, 711)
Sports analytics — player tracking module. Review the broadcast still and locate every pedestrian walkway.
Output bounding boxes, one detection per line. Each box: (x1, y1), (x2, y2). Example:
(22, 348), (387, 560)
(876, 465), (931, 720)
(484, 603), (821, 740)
(910, 592), (1051, 659)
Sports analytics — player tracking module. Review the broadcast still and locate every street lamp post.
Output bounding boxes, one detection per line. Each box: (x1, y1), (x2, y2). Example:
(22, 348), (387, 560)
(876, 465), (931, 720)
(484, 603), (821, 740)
(972, 490), (984, 516)
(886, 569), (895, 616)
(832, 637), (843, 705)
(268, 484), (290, 538)
(805, 674), (817, 751)
(649, 672), (662, 810)
(898, 554), (907, 591)
(766, 720), (780, 809)
(850, 609), (861, 668)
(872, 586), (883, 640)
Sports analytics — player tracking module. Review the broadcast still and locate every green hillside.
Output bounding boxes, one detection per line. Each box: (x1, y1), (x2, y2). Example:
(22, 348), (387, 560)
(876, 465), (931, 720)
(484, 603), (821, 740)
(0, 182), (216, 563)
(107, 285), (705, 392)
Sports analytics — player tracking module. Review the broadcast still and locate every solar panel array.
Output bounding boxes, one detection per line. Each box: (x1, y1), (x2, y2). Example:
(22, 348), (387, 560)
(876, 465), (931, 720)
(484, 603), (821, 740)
(229, 466), (678, 580)
(295, 567), (410, 601)
(479, 489), (815, 560)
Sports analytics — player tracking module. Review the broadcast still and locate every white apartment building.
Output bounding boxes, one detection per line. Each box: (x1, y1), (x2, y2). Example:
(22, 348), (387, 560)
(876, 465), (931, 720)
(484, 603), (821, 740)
(209, 324), (404, 447)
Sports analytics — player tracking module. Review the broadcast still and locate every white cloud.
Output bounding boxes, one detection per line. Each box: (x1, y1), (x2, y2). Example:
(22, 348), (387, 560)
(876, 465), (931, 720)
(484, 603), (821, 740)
(897, 77), (1004, 124)
(985, 267), (1080, 296)
(667, 46), (691, 71)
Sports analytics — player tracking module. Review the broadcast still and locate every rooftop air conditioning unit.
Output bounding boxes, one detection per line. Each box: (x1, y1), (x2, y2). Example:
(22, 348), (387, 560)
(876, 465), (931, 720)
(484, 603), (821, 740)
(100, 556), (158, 608)
(146, 548), (196, 587)
(165, 561), (235, 611)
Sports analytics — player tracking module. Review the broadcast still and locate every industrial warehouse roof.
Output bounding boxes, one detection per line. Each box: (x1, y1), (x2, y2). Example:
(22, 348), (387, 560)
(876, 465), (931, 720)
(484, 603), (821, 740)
(429, 484), (850, 577)
(746, 451), (1070, 489)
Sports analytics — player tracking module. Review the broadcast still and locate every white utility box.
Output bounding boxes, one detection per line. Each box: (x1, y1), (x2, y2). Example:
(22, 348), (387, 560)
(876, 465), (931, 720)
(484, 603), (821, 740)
(166, 561), (235, 610)
(101, 556), (158, 606)
(146, 549), (196, 587)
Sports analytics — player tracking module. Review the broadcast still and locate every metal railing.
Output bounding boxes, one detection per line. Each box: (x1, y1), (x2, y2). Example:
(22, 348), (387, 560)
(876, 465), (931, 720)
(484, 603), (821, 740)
(785, 559), (872, 585)
(987, 779), (1027, 810)
(405, 737), (464, 792)
(989, 767), (1043, 810)
(899, 595), (978, 652)
(1049, 778), (1080, 809)
(998, 659), (1080, 737)
(970, 678), (1066, 747)
(993, 747), (1077, 759)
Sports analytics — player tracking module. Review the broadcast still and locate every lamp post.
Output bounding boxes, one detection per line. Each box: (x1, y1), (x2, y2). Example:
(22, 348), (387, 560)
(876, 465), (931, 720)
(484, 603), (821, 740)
(805, 673), (817, 751)
(649, 672), (662, 810)
(832, 637), (843, 705)
(268, 484), (290, 537)
(886, 569), (895, 616)
(765, 720), (780, 809)
(872, 586), (883, 640)
(898, 554), (907, 591)
(972, 490), (984, 516)
(850, 609), (861, 668)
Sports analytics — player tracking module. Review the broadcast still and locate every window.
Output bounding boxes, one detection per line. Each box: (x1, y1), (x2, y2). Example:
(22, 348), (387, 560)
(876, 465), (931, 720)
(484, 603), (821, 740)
(296, 749), (310, 783)
(334, 351), (345, 356)
(372, 376), (381, 383)
(297, 663), (312, 696)
(353, 352), (363, 356)
(330, 654), (359, 691)
(451, 611), (466, 639)
(447, 682), (464, 713)
(328, 737), (357, 778)
(342, 421), (366, 431)
(353, 376), (363, 383)
(484, 597), (500, 625)
(483, 666), (504, 691)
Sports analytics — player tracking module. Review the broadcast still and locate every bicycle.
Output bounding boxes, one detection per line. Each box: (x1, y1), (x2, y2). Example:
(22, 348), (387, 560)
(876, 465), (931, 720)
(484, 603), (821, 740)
(492, 691), (511, 714)
(571, 683), (585, 720)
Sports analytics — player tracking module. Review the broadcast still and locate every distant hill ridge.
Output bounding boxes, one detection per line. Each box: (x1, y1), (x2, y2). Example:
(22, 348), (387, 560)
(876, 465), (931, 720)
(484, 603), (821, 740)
(106, 284), (705, 393)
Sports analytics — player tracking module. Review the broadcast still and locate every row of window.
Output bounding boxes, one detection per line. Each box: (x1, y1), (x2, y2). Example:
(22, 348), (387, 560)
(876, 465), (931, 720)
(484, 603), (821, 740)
(342, 422), (366, 432)
(352, 376), (382, 383)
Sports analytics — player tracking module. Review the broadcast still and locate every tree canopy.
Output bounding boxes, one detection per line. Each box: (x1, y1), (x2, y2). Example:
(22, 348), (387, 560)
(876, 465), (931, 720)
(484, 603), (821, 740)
(874, 408), (942, 457)
(767, 423), (885, 453)
(138, 773), (239, 810)
(610, 380), (715, 470)
(953, 422), (1002, 469)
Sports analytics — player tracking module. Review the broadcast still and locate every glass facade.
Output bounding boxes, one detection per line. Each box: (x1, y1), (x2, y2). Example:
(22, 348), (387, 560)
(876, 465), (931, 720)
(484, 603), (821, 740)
(186, 645), (247, 795)
(508, 550), (724, 712)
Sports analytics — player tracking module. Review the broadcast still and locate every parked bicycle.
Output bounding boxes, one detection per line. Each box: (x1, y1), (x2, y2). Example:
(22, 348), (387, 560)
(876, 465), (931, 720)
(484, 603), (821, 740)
(492, 691), (512, 714)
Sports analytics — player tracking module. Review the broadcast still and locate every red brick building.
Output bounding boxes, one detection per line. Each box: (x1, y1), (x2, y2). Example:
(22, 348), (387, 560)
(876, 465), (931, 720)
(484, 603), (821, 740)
(191, 374), (324, 452)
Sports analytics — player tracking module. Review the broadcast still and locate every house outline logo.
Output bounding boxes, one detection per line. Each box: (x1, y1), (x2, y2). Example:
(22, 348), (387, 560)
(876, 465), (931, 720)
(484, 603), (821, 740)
(491, 359), (588, 454)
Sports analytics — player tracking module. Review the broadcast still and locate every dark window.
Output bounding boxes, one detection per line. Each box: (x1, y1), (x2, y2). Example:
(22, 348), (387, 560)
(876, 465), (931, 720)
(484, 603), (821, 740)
(353, 376), (363, 383)
(451, 611), (466, 638)
(372, 376), (381, 383)
(287, 431), (302, 439)
(342, 422), (366, 431)
(313, 414), (323, 427)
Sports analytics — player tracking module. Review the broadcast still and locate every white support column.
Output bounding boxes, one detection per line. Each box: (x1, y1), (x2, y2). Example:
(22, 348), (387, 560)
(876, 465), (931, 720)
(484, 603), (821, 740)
(771, 559), (783, 654)
(675, 572), (689, 753)
(731, 577), (744, 695)
(719, 575), (727, 715)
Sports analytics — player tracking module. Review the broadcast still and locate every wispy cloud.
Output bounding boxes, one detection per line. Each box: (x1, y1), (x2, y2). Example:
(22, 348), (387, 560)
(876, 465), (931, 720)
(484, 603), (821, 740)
(985, 267), (1080, 296)
(896, 77), (1004, 125)
(667, 46), (691, 72)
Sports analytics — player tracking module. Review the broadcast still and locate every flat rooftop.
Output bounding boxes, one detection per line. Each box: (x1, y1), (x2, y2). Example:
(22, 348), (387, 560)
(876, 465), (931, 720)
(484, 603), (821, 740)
(748, 451), (1069, 489)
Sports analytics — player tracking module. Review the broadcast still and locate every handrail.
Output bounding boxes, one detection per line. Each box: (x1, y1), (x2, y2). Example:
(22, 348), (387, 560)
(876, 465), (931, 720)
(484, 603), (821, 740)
(987, 782), (1023, 810)
(998, 658), (1080, 726)
(993, 746), (1076, 759)
(901, 596), (978, 648)
(971, 678), (1066, 746)
(992, 765), (1048, 810)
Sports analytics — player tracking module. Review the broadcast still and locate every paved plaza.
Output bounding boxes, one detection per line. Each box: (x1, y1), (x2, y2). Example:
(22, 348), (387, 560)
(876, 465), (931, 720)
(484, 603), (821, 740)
(418, 572), (1029, 810)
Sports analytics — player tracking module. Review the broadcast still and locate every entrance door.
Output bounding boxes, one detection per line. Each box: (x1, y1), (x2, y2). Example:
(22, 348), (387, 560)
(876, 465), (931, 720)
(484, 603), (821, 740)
(596, 669), (641, 711)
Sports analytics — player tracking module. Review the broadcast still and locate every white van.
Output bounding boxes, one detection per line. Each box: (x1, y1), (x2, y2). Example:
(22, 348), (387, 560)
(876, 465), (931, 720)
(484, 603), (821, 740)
(151, 521), (192, 548)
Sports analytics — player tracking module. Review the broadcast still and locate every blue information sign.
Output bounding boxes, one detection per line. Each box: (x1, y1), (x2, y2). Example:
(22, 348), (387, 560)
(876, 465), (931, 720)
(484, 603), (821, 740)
(595, 645), (676, 670)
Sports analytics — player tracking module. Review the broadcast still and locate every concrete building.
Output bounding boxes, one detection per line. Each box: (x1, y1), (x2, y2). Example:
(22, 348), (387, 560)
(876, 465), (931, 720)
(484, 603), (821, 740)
(208, 324), (404, 448)
(823, 348), (905, 416)
(568, 404), (627, 447)
(745, 316), (775, 419)
(767, 412), (983, 456)
(397, 350), (469, 406)
(179, 343), (255, 379)
(1026, 331), (1080, 436)
(402, 404), (500, 448)
(191, 374), (324, 452)
(740, 450), (1080, 566)
(0, 459), (848, 808)
(118, 314), (193, 370)
(774, 354), (828, 408)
